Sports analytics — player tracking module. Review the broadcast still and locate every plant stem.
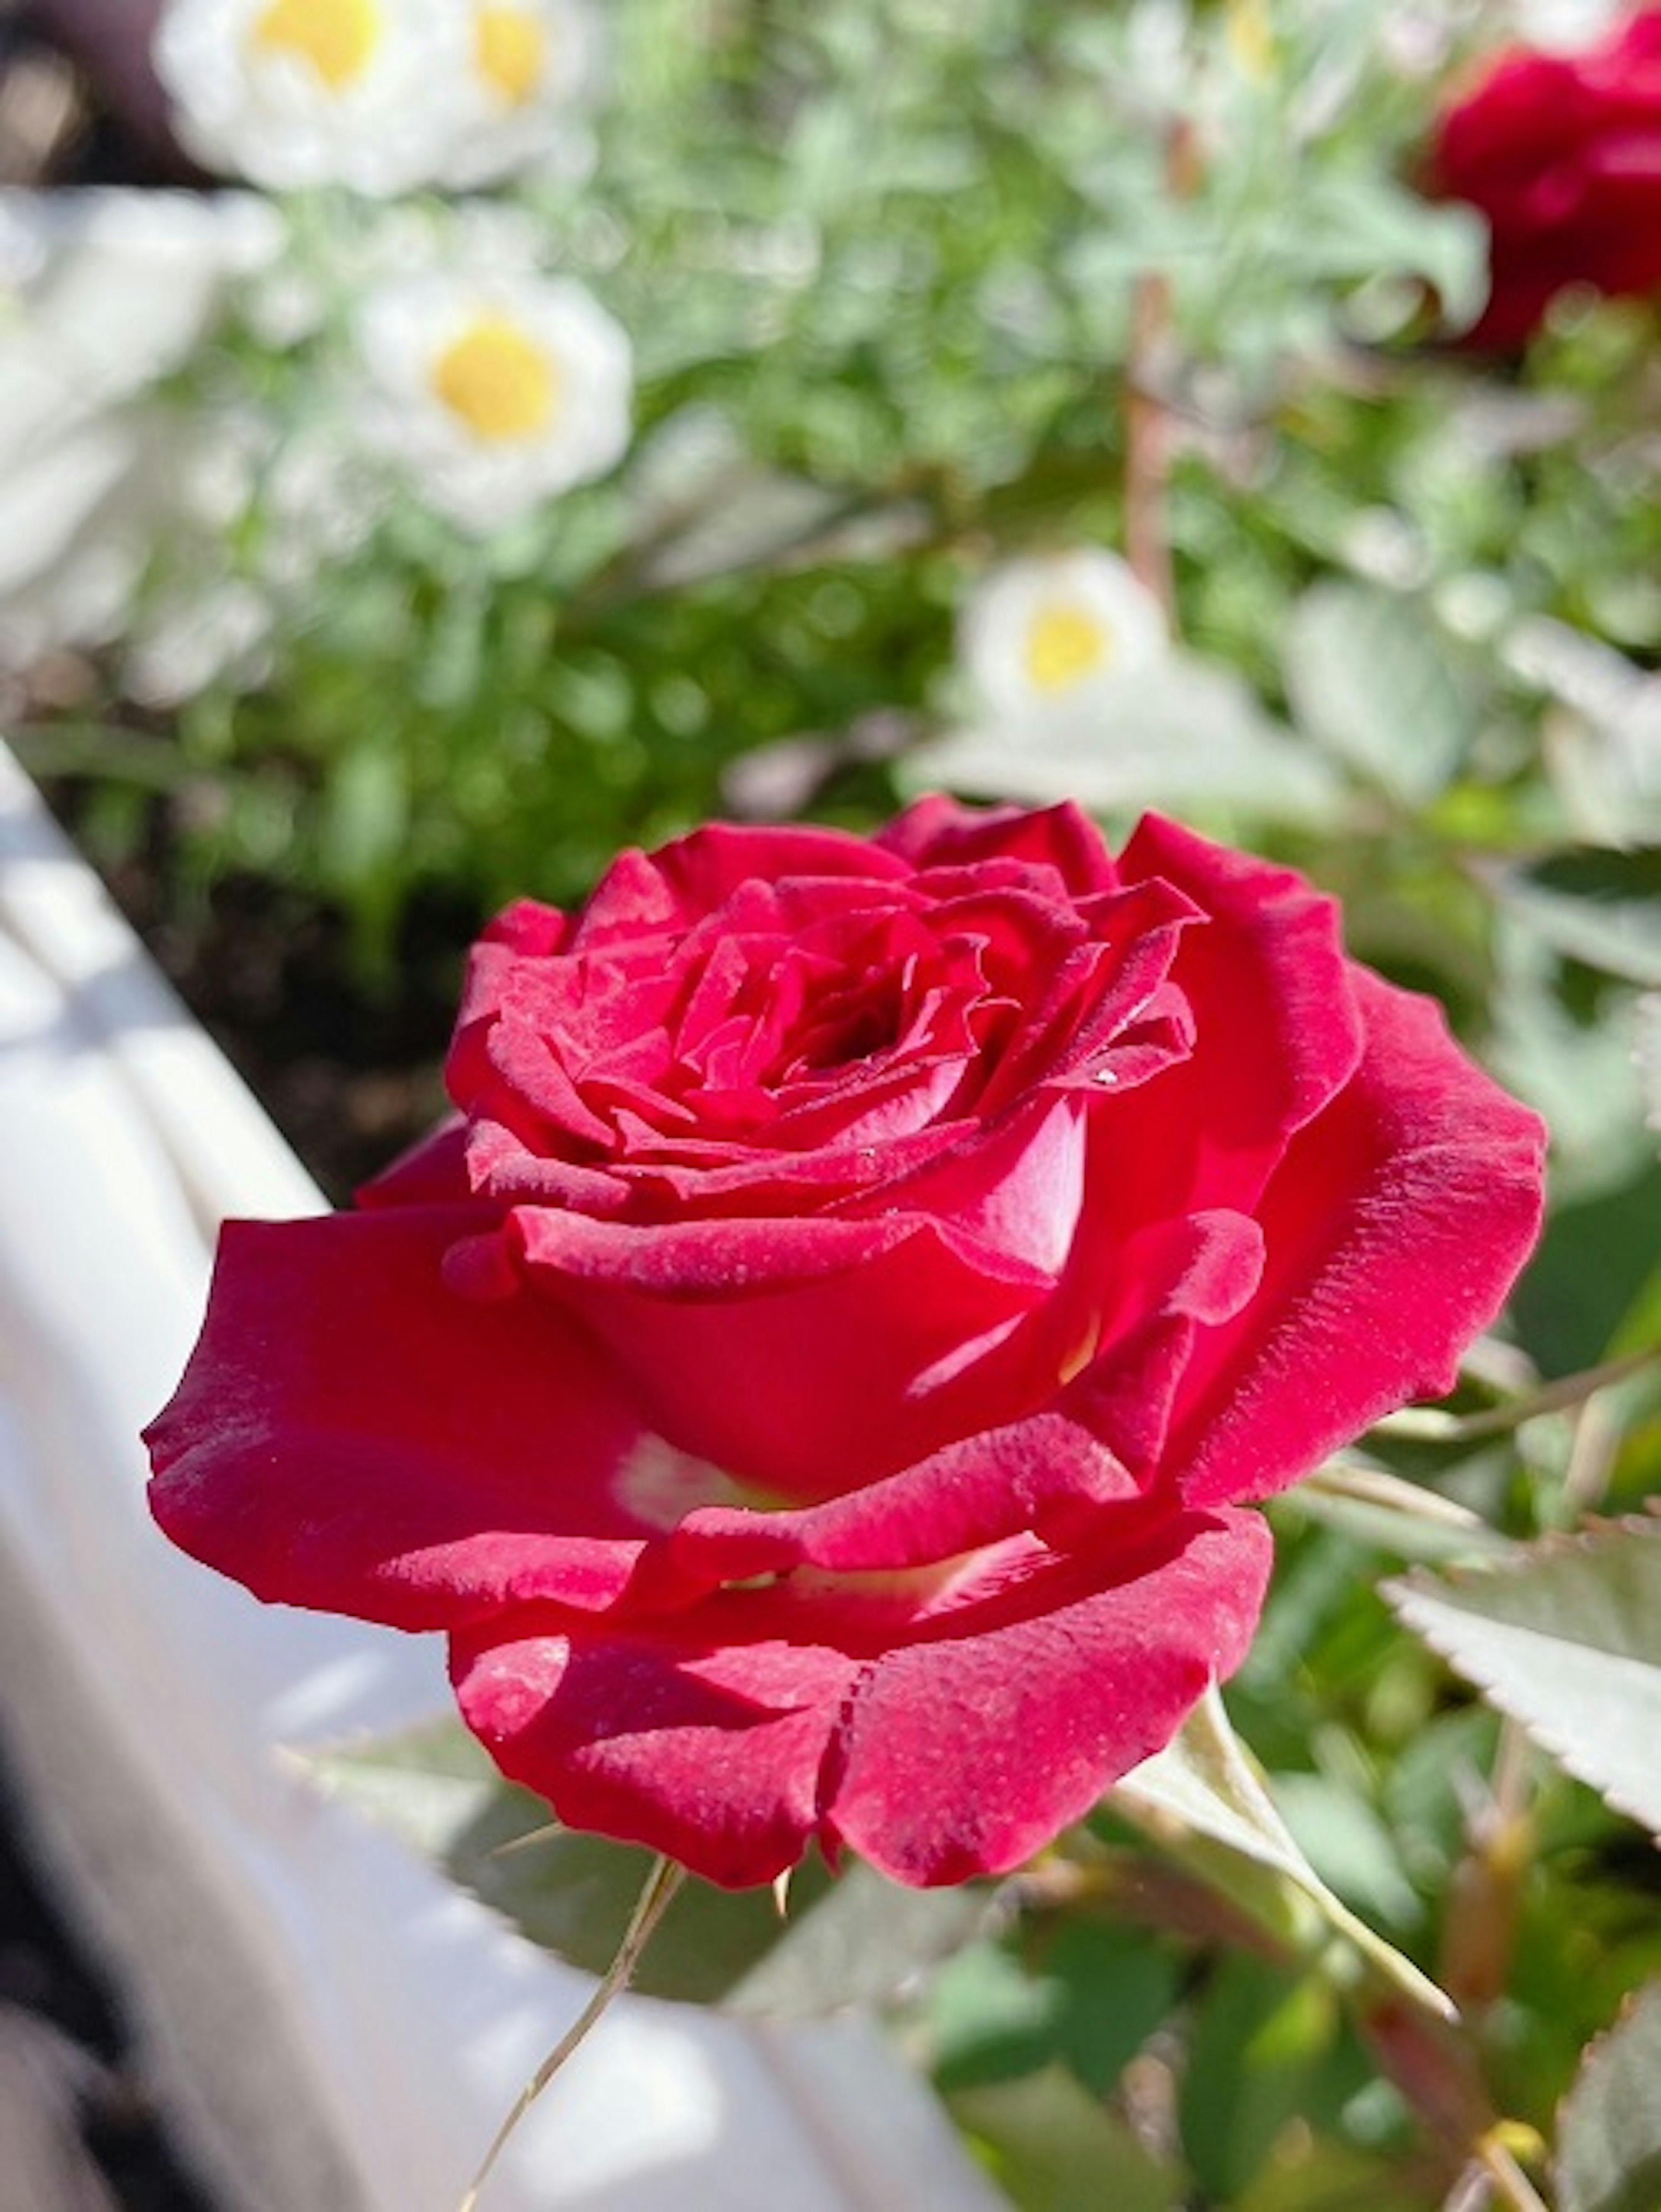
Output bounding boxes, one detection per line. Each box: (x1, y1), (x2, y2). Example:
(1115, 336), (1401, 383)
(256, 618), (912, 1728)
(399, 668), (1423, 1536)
(1478, 2132), (1554, 2212)
(1382, 1345), (1659, 1444)
(458, 1854), (687, 2212)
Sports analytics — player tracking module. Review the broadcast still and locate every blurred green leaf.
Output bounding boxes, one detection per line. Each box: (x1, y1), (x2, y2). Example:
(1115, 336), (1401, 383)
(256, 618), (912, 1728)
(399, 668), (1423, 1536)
(299, 1719), (987, 2013)
(1283, 582), (1469, 804)
(1555, 1982), (1661, 2212)
(928, 1921), (1180, 2098)
(948, 2063), (1183, 2212)
(1179, 1953), (1362, 2206)
(1112, 1687), (1453, 2020)
(1511, 1162), (1661, 1373)
(1270, 1775), (1422, 1935)
(1483, 850), (1661, 988)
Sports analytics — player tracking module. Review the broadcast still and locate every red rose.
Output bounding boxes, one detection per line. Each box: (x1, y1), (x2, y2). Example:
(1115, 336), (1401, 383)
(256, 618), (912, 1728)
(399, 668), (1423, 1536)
(1432, 8), (1661, 347)
(146, 800), (1545, 1889)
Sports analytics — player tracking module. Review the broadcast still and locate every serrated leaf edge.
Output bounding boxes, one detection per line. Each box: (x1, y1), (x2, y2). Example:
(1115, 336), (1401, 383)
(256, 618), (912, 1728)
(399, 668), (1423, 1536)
(1383, 1513), (1661, 1844)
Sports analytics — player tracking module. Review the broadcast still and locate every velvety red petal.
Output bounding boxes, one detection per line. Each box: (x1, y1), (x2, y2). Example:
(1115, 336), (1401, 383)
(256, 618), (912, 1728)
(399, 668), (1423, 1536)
(512, 1211), (1057, 1496)
(879, 794), (1122, 896)
(1171, 973), (1547, 1510)
(145, 1209), (671, 1630)
(451, 1616), (860, 1888)
(1058, 1208), (1266, 1492)
(1114, 816), (1365, 1212)
(822, 1508), (1273, 1886)
(452, 1506), (1269, 1890)
(870, 1095), (1088, 1282)
(571, 825), (908, 959)
(652, 1415), (1147, 1594)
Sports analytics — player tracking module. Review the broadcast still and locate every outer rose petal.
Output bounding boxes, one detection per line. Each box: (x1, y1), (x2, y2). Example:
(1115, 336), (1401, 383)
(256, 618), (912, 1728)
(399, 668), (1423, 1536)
(1109, 815), (1364, 1220)
(452, 1508), (1271, 1889)
(879, 793), (1126, 900)
(453, 1620), (860, 1887)
(1170, 973), (1547, 1509)
(825, 1508), (1272, 1885)
(146, 1209), (669, 1629)
(513, 1209), (1058, 1496)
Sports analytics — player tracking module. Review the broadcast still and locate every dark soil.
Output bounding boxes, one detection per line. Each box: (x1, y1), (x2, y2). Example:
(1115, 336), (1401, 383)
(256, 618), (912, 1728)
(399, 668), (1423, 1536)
(103, 848), (467, 1205)
(0, 1751), (218, 2212)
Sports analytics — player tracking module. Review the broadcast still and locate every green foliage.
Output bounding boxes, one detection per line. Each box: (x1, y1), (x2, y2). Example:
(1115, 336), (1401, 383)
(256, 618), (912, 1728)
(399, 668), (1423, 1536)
(1555, 1983), (1661, 2212)
(302, 1717), (986, 2010)
(1387, 1518), (1661, 1844)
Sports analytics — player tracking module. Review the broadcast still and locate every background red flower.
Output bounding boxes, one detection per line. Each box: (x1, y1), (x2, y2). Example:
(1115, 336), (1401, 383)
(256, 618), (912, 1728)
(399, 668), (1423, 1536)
(1432, 8), (1661, 347)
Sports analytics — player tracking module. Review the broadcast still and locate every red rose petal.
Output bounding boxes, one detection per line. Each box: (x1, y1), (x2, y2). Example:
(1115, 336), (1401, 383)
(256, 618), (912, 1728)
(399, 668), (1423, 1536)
(513, 1207), (1056, 1496)
(452, 1616), (860, 1887)
(451, 1507), (1270, 1890)
(1171, 973), (1546, 1510)
(146, 1208), (668, 1629)
(825, 1509), (1270, 1886)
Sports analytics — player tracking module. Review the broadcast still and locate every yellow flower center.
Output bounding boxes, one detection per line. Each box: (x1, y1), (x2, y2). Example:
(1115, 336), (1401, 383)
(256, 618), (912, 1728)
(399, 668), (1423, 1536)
(475, 5), (548, 106)
(253, 0), (382, 89)
(1225, 0), (1276, 80)
(430, 316), (560, 441)
(1025, 602), (1113, 692)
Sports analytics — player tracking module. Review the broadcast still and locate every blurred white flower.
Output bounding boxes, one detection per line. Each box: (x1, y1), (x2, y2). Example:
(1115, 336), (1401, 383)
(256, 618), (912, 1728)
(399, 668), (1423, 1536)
(442, 0), (602, 187)
(355, 265), (632, 532)
(0, 187), (279, 466)
(153, 0), (601, 195)
(1508, 0), (1632, 49)
(959, 549), (1168, 728)
(154, 0), (471, 194)
(125, 575), (275, 707)
(0, 187), (280, 668)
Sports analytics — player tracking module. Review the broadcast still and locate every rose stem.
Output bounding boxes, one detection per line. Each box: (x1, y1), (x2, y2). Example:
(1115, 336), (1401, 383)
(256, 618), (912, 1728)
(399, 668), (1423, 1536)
(457, 1854), (688, 2212)
(1384, 1343), (1659, 1444)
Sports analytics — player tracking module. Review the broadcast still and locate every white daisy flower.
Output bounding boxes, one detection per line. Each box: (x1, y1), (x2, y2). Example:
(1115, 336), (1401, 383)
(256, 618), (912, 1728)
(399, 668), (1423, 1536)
(153, 0), (474, 195)
(441, 0), (602, 187)
(0, 188), (279, 666)
(960, 548), (1169, 728)
(355, 266), (632, 533)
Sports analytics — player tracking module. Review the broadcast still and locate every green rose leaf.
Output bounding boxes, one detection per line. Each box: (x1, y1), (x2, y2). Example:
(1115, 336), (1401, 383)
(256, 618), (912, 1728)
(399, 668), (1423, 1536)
(1555, 1982), (1661, 2212)
(1111, 1686), (1453, 2020)
(1283, 581), (1470, 805)
(297, 1717), (987, 2013)
(1385, 1516), (1661, 1841)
